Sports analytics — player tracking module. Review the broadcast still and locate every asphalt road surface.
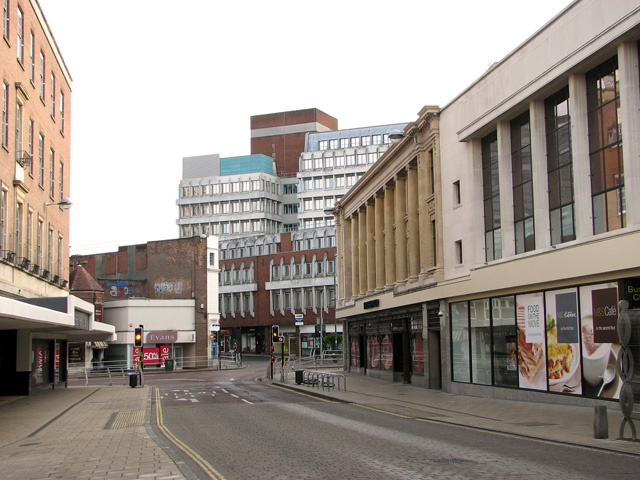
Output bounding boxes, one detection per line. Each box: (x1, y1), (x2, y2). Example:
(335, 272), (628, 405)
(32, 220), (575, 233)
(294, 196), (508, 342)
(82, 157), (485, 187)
(149, 359), (638, 480)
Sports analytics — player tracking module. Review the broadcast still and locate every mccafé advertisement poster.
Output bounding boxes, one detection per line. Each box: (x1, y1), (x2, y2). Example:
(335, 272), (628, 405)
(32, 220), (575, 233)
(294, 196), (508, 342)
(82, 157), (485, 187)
(545, 288), (582, 395)
(579, 283), (621, 400)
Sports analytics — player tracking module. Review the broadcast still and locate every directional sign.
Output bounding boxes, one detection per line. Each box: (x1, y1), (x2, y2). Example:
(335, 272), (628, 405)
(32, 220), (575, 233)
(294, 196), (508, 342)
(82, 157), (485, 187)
(295, 314), (304, 326)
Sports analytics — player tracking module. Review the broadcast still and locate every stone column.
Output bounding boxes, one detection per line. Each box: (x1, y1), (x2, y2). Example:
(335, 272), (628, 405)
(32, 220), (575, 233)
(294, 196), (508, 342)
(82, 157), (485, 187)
(350, 214), (359, 300)
(341, 215), (352, 302)
(618, 42), (640, 226)
(406, 164), (420, 280)
(366, 200), (376, 294)
(568, 73), (592, 239)
(384, 185), (396, 288)
(358, 207), (367, 296)
(497, 121), (515, 258)
(530, 99), (550, 249)
(374, 192), (385, 291)
(395, 174), (408, 284)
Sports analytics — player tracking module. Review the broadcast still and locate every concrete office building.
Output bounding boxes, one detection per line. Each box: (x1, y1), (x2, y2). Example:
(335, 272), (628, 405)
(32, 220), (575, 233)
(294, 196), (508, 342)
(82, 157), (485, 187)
(334, 0), (640, 410)
(0, 0), (114, 395)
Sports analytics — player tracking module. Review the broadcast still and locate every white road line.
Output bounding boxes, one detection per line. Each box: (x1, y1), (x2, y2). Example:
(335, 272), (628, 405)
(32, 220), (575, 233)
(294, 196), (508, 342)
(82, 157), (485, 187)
(242, 399), (253, 405)
(230, 394), (239, 398)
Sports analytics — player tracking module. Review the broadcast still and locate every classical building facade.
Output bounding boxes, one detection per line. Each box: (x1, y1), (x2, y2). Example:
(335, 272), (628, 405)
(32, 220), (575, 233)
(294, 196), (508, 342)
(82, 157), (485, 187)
(0, 0), (114, 395)
(333, 107), (442, 387)
(334, 0), (640, 408)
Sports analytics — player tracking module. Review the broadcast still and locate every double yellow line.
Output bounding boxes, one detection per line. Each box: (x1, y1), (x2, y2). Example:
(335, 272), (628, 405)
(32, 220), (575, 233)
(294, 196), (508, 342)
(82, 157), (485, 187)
(154, 388), (226, 480)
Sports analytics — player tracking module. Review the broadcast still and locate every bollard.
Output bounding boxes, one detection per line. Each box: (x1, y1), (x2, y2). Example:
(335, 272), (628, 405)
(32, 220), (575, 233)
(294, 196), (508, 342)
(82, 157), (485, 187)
(593, 405), (608, 439)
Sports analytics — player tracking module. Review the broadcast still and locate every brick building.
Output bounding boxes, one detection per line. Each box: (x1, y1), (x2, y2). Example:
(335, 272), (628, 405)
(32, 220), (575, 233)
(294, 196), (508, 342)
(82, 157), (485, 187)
(71, 236), (219, 366)
(0, 0), (114, 395)
(250, 108), (338, 176)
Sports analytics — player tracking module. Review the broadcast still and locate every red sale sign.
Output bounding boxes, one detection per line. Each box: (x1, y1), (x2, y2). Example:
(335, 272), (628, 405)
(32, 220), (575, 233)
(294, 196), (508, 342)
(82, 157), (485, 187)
(133, 345), (170, 365)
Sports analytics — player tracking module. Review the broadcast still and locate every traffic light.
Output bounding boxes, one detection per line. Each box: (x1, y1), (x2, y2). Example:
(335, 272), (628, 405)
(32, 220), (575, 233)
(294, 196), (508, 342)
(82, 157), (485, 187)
(271, 345), (275, 364)
(271, 325), (279, 341)
(134, 327), (143, 347)
(211, 332), (217, 342)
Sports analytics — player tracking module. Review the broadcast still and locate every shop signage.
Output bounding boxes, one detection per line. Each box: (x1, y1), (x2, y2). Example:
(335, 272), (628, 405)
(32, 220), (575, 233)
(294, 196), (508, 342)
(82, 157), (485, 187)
(592, 287), (618, 343)
(364, 299), (380, 309)
(522, 294), (544, 344)
(556, 292), (579, 343)
(147, 331), (178, 343)
(221, 328), (232, 334)
(133, 345), (170, 365)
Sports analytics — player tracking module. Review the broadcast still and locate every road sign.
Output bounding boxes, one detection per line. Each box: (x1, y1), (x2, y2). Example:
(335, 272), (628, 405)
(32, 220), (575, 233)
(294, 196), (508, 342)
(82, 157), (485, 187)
(277, 336), (284, 343)
(211, 325), (221, 332)
(295, 314), (304, 326)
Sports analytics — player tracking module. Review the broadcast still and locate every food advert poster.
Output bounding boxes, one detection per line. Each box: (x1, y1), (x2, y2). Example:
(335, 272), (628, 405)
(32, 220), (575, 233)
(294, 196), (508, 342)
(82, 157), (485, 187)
(516, 293), (547, 391)
(579, 283), (621, 399)
(545, 289), (582, 395)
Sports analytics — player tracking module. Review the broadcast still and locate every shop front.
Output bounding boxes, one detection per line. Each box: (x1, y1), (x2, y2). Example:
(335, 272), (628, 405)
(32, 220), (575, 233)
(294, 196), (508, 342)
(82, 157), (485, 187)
(448, 277), (640, 402)
(346, 305), (425, 384)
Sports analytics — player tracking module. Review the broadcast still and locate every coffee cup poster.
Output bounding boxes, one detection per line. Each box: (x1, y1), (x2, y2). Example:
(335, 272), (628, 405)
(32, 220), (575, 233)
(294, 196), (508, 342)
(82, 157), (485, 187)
(579, 283), (621, 399)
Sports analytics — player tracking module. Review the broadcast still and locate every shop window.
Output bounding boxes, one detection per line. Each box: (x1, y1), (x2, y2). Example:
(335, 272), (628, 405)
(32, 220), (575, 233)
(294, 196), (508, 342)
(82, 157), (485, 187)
(492, 296), (518, 387)
(451, 302), (470, 382)
(470, 299), (492, 385)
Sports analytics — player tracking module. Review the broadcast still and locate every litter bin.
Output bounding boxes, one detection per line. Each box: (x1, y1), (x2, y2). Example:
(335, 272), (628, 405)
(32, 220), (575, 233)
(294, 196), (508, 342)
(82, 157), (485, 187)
(295, 369), (304, 385)
(165, 359), (174, 372)
(129, 373), (138, 388)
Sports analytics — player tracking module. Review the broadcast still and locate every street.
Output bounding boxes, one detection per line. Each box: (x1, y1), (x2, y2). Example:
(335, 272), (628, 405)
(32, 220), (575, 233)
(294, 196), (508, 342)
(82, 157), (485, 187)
(148, 358), (638, 480)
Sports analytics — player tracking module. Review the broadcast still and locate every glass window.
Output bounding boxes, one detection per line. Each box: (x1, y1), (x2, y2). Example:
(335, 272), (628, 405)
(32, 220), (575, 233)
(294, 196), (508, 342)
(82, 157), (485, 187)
(319, 140), (327, 150)
(325, 156), (334, 168)
(367, 153), (378, 164)
(335, 156), (344, 167)
(39, 52), (45, 100)
(470, 299), (492, 385)
(451, 302), (470, 382)
(1, 81), (7, 148)
(511, 111), (535, 253)
(16, 6), (23, 63)
(492, 296), (518, 387)
(346, 154), (355, 165)
(329, 139), (338, 149)
(339, 138), (349, 148)
(314, 157), (322, 169)
(361, 136), (371, 146)
(351, 137), (360, 147)
(482, 131), (501, 261)
(587, 57), (625, 234)
(372, 134), (381, 145)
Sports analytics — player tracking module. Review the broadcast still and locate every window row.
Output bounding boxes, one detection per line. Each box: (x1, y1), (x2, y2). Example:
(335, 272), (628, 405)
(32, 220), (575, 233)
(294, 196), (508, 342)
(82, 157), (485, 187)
(180, 198), (280, 218)
(301, 174), (362, 191)
(301, 151), (382, 171)
(220, 266), (254, 285)
(271, 258), (335, 280)
(0, 93), (65, 200)
(0, 189), (65, 278)
(271, 286), (336, 312)
(317, 134), (390, 151)
(181, 219), (281, 238)
(481, 55), (626, 262)
(220, 241), (275, 259)
(181, 179), (279, 198)
(2, 4), (66, 138)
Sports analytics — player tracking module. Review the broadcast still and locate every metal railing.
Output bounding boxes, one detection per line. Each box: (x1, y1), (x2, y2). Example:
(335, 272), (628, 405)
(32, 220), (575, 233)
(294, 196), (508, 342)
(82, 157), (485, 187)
(300, 370), (347, 391)
(67, 354), (243, 385)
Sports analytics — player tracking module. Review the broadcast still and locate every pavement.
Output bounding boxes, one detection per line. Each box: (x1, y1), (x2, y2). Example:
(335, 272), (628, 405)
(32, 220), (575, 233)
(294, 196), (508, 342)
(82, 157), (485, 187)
(0, 369), (638, 479)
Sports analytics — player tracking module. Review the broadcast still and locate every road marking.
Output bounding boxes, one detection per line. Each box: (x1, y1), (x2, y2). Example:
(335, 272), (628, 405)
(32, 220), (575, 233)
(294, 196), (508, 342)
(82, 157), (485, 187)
(155, 388), (226, 480)
(242, 399), (253, 405)
(230, 394), (238, 398)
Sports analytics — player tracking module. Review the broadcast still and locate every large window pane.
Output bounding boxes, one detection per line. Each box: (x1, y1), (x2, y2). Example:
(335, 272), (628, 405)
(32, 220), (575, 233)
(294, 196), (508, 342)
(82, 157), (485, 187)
(451, 302), (470, 383)
(492, 296), (518, 387)
(470, 299), (492, 385)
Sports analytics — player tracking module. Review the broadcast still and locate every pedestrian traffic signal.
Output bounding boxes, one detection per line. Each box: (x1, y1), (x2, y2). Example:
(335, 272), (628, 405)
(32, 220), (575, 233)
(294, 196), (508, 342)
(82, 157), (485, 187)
(271, 325), (279, 341)
(134, 327), (143, 347)
(271, 354), (275, 364)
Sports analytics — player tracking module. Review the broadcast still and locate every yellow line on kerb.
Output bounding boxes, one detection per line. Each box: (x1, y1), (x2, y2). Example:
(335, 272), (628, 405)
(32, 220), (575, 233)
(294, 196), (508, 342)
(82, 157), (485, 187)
(154, 388), (226, 480)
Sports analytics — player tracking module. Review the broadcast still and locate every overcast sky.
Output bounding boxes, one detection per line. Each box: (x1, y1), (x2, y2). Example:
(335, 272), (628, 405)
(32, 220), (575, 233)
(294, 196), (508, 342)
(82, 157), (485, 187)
(37, 0), (573, 255)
